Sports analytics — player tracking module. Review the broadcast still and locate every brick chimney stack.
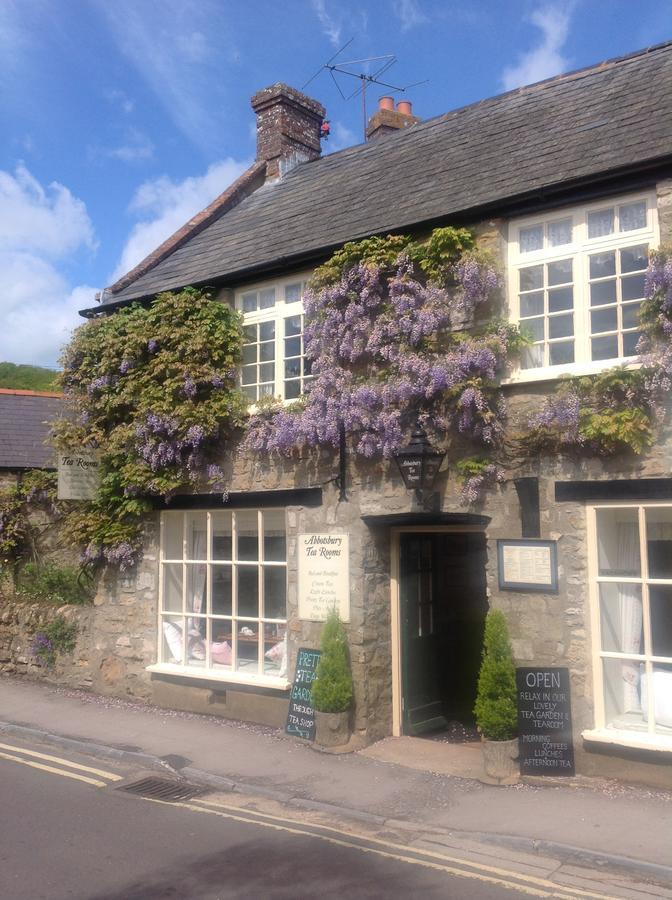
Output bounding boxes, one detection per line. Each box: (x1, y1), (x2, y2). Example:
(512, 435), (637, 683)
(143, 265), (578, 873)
(366, 97), (420, 141)
(251, 83), (326, 180)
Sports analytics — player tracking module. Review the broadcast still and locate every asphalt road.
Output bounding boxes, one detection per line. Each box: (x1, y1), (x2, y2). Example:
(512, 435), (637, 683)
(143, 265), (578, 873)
(0, 739), (541, 900)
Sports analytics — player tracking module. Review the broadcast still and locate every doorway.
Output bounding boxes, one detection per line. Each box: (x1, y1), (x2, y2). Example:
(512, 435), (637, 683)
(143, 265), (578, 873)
(398, 531), (488, 736)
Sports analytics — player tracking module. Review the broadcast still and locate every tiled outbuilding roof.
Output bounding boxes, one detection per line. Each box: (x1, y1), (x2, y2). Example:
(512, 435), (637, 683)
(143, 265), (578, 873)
(95, 41), (672, 311)
(0, 390), (63, 470)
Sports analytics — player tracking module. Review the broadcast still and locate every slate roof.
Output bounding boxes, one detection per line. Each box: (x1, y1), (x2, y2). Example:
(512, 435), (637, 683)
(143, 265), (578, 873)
(0, 390), (63, 470)
(97, 41), (672, 311)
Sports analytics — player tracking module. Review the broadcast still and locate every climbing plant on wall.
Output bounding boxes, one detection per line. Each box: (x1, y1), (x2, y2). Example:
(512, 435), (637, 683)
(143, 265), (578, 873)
(54, 287), (246, 570)
(0, 470), (60, 572)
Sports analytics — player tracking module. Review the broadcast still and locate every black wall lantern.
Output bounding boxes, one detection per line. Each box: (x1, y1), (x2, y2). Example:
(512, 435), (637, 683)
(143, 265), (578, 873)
(393, 427), (446, 507)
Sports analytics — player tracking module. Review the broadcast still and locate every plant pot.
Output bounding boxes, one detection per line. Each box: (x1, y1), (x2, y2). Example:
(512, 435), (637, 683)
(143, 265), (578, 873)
(314, 710), (350, 748)
(481, 737), (519, 784)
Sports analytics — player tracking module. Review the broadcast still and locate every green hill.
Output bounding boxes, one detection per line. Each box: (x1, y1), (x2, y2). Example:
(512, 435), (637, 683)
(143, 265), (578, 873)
(0, 362), (60, 392)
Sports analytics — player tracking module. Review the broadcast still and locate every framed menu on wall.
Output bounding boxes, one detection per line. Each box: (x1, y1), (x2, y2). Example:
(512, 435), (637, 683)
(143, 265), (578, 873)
(497, 539), (558, 592)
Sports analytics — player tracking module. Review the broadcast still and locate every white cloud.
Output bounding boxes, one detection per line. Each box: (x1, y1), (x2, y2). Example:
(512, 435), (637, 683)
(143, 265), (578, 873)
(112, 156), (250, 281)
(93, 128), (155, 164)
(327, 121), (358, 152)
(106, 88), (135, 115)
(393, 0), (428, 32)
(0, 165), (97, 366)
(501, 4), (573, 91)
(310, 0), (342, 47)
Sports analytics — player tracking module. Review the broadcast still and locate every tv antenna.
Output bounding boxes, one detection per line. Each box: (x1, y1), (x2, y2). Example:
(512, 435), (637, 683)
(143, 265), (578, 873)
(303, 39), (427, 141)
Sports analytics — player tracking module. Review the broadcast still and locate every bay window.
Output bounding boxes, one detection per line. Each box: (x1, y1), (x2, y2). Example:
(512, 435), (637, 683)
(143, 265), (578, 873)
(587, 504), (672, 746)
(155, 509), (288, 686)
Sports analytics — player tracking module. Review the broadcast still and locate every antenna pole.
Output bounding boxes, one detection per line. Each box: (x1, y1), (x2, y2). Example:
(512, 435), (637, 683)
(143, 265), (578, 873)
(362, 76), (367, 141)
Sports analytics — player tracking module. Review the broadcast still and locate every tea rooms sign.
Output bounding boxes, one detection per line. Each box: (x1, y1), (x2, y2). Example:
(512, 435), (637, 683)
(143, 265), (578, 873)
(298, 533), (350, 622)
(57, 450), (100, 500)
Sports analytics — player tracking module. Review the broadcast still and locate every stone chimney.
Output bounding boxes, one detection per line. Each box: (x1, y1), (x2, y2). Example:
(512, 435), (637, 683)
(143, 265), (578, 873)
(366, 96), (420, 141)
(251, 83), (326, 180)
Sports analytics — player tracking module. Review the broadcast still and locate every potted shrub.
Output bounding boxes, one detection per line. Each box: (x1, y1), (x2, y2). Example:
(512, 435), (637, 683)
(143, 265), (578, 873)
(474, 609), (519, 783)
(311, 610), (353, 748)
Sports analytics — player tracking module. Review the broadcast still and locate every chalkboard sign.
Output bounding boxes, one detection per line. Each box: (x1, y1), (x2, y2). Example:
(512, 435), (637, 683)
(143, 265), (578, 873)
(285, 647), (322, 740)
(517, 667), (575, 776)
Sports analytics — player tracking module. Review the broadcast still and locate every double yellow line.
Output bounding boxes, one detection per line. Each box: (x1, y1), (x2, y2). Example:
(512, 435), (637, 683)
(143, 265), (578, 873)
(0, 740), (122, 788)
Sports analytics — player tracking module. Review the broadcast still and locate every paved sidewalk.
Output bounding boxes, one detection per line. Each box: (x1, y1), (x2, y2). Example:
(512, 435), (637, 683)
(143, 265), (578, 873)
(1, 676), (670, 882)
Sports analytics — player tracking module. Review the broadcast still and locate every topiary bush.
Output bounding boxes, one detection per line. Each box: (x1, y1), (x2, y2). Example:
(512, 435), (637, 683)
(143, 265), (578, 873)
(474, 609), (518, 741)
(311, 610), (353, 714)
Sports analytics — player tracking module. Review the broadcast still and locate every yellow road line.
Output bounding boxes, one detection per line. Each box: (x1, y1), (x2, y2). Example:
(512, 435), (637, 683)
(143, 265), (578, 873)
(193, 797), (616, 900)
(0, 750), (108, 787)
(0, 741), (122, 780)
(155, 797), (619, 900)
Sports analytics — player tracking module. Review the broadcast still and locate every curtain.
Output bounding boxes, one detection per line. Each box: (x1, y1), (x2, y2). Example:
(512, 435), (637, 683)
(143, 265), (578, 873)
(617, 522), (641, 712)
(188, 530), (207, 636)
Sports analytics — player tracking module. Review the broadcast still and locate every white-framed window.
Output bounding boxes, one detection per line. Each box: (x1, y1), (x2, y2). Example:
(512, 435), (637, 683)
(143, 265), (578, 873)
(508, 193), (658, 380)
(153, 509), (288, 687)
(238, 275), (313, 402)
(586, 503), (672, 748)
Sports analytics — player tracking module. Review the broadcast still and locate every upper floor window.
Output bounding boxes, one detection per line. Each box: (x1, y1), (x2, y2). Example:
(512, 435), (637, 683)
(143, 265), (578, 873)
(237, 277), (313, 402)
(508, 194), (658, 377)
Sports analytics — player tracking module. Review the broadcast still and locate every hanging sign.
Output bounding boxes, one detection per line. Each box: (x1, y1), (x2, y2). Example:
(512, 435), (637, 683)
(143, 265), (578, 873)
(298, 533), (350, 621)
(517, 667), (575, 775)
(285, 647), (322, 740)
(57, 450), (100, 500)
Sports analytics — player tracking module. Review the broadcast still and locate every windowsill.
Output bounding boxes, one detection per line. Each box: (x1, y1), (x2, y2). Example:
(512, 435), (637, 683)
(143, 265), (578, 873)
(504, 357), (641, 386)
(582, 728), (672, 753)
(146, 663), (290, 691)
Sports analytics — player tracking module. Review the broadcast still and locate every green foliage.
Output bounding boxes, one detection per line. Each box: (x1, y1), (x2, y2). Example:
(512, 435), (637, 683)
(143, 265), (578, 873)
(0, 471), (60, 571)
(54, 287), (246, 567)
(455, 456), (492, 480)
(311, 610), (354, 714)
(32, 615), (78, 667)
(474, 610), (518, 741)
(0, 362), (59, 391)
(310, 227), (477, 290)
(18, 561), (93, 606)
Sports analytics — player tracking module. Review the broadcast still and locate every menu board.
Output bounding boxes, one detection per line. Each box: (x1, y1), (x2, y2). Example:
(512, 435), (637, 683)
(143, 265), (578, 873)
(498, 540), (558, 592)
(298, 533), (350, 621)
(517, 667), (575, 775)
(285, 647), (322, 741)
(57, 449), (100, 500)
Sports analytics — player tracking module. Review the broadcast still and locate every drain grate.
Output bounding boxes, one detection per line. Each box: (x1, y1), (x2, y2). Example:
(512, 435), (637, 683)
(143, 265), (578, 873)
(117, 776), (206, 803)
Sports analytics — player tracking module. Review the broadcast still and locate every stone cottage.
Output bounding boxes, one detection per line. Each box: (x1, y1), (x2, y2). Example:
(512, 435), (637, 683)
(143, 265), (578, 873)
(69, 42), (672, 785)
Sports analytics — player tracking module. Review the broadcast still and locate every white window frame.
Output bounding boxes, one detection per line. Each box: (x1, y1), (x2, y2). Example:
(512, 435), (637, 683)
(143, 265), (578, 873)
(584, 501), (672, 752)
(236, 272), (313, 403)
(507, 192), (658, 383)
(147, 509), (289, 689)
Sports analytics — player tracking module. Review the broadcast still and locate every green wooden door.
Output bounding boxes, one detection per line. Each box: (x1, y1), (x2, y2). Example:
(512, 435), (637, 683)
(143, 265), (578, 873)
(400, 534), (448, 735)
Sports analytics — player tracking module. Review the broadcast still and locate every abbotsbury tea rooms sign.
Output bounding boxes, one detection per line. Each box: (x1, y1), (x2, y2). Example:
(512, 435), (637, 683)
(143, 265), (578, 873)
(298, 533), (350, 621)
(57, 449), (100, 500)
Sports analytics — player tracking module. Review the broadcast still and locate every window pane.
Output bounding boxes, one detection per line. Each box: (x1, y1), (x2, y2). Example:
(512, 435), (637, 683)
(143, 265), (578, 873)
(520, 266), (543, 291)
(259, 341), (275, 362)
(590, 251), (616, 279)
(186, 563), (207, 617)
(212, 512), (232, 560)
(303, 358), (312, 376)
(285, 336), (301, 357)
(263, 510), (286, 562)
(619, 201), (646, 233)
(549, 314), (573, 339)
(285, 380), (301, 399)
(519, 225), (543, 253)
(259, 321), (275, 341)
(188, 514), (207, 559)
(258, 362), (274, 383)
(623, 331), (641, 357)
(236, 630), (259, 674)
(650, 588), (672, 658)
(242, 292), (257, 313)
(622, 303), (641, 330)
(242, 344), (256, 365)
(212, 566), (232, 616)
(236, 511), (258, 561)
(259, 288), (275, 309)
(521, 344), (545, 369)
(620, 244), (648, 273)
(285, 315), (302, 336)
(241, 366), (256, 385)
(547, 259), (572, 286)
(285, 358), (301, 379)
(264, 625), (286, 676)
(548, 218), (572, 247)
(603, 657), (642, 727)
(264, 567), (287, 619)
(243, 324), (257, 342)
(596, 508), (640, 576)
(591, 307), (617, 335)
(592, 335), (618, 360)
(238, 567), (259, 618)
(520, 292), (543, 317)
(259, 384), (274, 398)
(548, 286), (573, 312)
(646, 508), (672, 579)
(162, 617), (185, 664)
(588, 208), (614, 238)
(549, 341), (574, 365)
(644, 664), (672, 734)
(599, 582), (643, 653)
(163, 513), (183, 560)
(621, 273), (646, 302)
(590, 280), (617, 306)
(162, 565), (183, 613)
(242, 385), (256, 401)
(521, 317), (544, 341)
(285, 283), (302, 303)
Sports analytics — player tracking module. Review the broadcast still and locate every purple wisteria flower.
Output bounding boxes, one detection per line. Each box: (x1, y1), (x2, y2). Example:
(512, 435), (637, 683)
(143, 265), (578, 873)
(119, 358), (135, 374)
(147, 339), (159, 353)
(87, 375), (113, 395)
(183, 377), (197, 399)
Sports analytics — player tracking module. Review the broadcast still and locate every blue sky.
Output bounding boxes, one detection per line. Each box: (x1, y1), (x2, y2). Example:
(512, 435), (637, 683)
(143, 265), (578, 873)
(1, 0), (671, 367)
